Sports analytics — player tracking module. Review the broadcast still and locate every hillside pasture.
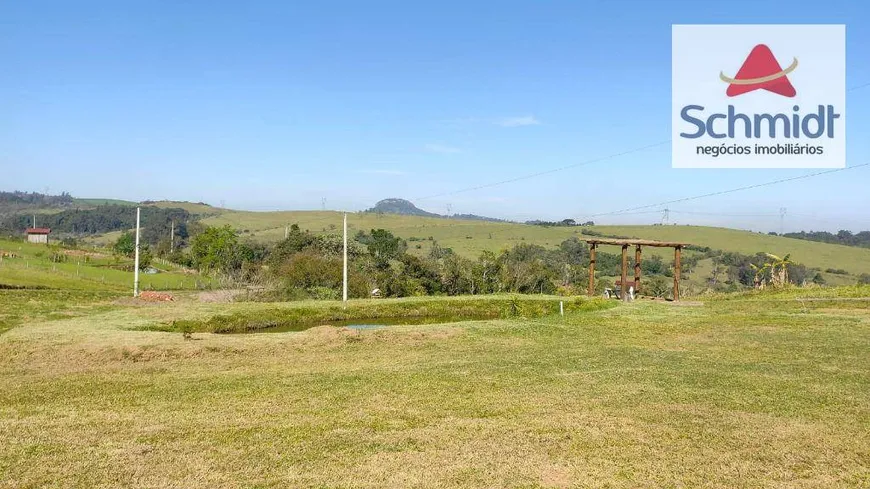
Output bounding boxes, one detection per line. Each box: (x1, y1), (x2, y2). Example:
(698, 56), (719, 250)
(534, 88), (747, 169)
(0, 239), (213, 292)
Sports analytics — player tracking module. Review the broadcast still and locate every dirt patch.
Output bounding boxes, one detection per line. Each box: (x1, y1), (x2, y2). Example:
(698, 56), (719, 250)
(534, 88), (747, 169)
(139, 291), (174, 302)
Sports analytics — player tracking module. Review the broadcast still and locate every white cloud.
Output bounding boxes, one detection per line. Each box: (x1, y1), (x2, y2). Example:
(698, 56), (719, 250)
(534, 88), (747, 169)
(424, 143), (463, 154)
(495, 115), (541, 127)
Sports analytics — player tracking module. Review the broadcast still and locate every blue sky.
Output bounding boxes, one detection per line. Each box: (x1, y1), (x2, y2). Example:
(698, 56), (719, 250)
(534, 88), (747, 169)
(2, 0), (869, 231)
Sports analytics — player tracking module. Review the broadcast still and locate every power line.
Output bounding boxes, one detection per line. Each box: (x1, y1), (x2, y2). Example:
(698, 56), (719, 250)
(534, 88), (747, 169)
(415, 140), (670, 200)
(413, 80), (869, 202)
(669, 209), (780, 217)
(847, 80), (870, 92)
(583, 163), (870, 219)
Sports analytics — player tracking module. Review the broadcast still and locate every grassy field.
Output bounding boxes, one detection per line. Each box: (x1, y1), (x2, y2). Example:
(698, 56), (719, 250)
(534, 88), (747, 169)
(1, 288), (868, 487)
(0, 239), (212, 292)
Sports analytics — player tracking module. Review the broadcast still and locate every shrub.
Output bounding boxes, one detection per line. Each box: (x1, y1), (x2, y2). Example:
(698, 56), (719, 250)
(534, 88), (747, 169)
(644, 275), (671, 298)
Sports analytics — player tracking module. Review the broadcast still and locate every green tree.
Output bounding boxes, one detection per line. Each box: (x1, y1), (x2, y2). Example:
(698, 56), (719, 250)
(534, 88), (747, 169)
(111, 232), (152, 269)
(113, 232), (136, 257)
(367, 229), (403, 268)
(190, 225), (242, 273)
(441, 254), (475, 295)
(472, 250), (501, 294)
(399, 254), (442, 294)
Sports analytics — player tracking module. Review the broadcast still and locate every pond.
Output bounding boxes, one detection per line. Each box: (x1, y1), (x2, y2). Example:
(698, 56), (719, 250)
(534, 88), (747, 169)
(229, 315), (491, 333)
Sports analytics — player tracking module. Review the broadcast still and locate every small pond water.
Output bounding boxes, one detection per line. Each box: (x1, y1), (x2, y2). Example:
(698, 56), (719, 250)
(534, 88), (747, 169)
(235, 315), (493, 334)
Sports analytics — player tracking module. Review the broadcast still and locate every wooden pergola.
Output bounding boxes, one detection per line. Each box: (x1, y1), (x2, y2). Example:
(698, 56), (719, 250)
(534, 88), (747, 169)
(583, 238), (690, 301)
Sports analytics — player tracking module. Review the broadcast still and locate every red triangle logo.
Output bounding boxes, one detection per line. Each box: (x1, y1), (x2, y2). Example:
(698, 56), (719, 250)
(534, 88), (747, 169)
(722, 44), (797, 98)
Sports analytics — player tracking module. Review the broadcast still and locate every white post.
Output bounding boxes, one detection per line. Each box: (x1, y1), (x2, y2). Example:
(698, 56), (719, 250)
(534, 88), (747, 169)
(133, 207), (141, 297)
(560, 301), (564, 316)
(170, 220), (174, 252)
(342, 213), (348, 304)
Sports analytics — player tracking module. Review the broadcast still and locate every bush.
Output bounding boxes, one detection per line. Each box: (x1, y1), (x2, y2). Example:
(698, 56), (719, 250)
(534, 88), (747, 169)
(644, 275), (671, 298)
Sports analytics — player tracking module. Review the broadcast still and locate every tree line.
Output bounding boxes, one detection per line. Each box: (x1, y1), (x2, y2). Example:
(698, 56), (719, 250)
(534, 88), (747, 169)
(117, 222), (855, 299)
(1, 205), (195, 247)
(0, 191), (74, 208)
(782, 230), (870, 249)
(160, 223), (699, 300)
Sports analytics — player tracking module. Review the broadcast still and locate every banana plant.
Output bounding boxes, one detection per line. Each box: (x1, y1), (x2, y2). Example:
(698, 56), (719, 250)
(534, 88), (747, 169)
(765, 253), (792, 287)
(750, 262), (771, 288)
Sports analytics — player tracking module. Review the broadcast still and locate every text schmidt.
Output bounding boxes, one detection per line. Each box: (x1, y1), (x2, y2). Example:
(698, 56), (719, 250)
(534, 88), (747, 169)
(680, 105), (841, 139)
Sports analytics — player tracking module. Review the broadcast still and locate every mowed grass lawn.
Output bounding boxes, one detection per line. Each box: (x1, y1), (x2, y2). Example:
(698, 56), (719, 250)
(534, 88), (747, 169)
(1, 291), (869, 487)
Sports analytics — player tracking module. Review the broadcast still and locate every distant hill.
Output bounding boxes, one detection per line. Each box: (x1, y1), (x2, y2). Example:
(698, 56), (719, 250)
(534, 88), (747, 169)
(364, 198), (508, 222)
(365, 198), (441, 217)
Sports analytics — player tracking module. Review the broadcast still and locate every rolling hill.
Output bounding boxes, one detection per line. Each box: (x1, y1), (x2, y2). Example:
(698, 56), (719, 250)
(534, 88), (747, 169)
(126, 202), (869, 285)
(16, 194), (861, 287)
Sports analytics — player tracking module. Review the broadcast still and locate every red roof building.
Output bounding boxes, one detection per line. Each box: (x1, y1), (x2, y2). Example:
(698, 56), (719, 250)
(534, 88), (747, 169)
(25, 227), (51, 244)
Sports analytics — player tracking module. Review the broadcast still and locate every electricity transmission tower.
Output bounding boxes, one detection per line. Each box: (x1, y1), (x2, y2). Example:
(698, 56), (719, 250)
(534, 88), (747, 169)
(661, 208), (670, 225)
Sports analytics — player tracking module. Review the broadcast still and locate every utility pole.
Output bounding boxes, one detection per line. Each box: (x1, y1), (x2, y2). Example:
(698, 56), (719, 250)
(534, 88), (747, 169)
(322, 197), (327, 211)
(32, 215), (36, 228)
(170, 220), (175, 252)
(342, 213), (348, 305)
(446, 203), (452, 217)
(133, 207), (141, 297)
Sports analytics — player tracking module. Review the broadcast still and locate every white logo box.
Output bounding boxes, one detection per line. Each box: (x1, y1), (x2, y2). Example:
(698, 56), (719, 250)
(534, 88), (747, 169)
(672, 24), (845, 168)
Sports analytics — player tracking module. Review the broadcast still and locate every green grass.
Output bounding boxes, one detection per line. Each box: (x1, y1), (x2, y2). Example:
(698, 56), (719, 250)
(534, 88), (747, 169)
(0, 289), (121, 334)
(72, 197), (137, 206)
(0, 239), (214, 292)
(0, 287), (868, 487)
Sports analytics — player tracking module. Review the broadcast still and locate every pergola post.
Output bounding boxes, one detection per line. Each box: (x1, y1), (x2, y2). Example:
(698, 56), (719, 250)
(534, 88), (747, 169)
(587, 244), (596, 296)
(621, 244), (629, 301)
(673, 245), (682, 301)
(582, 238), (690, 302)
(634, 245), (642, 296)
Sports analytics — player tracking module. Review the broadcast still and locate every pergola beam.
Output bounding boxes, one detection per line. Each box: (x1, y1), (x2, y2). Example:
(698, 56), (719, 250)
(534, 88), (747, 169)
(583, 238), (689, 248)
